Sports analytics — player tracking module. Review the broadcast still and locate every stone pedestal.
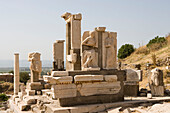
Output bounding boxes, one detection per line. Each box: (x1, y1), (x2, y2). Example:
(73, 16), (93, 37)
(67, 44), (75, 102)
(50, 69), (126, 106)
(124, 81), (139, 97)
(124, 69), (142, 97)
(14, 53), (19, 95)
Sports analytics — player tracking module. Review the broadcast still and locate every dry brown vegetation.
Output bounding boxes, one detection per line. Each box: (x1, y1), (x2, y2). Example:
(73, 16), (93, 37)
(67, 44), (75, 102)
(0, 82), (13, 94)
(121, 36), (170, 89)
(122, 44), (169, 66)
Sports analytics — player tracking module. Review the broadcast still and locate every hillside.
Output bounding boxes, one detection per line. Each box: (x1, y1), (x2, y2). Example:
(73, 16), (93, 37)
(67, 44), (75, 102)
(121, 36), (170, 89)
(122, 45), (170, 66)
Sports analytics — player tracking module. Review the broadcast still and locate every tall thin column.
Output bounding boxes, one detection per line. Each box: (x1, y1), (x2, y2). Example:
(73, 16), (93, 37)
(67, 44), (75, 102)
(14, 53), (19, 95)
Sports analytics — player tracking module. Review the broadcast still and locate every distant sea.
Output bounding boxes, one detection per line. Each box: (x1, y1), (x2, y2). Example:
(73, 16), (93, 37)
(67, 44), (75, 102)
(0, 60), (52, 68)
(0, 60), (53, 72)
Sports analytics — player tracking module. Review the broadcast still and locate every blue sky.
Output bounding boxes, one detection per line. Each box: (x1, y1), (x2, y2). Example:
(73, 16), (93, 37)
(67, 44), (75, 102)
(0, 0), (170, 61)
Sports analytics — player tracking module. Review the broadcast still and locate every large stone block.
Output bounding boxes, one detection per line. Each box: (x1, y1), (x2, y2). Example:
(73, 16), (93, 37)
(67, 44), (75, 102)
(126, 69), (142, 82)
(52, 89), (77, 99)
(124, 84), (139, 97)
(51, 71), (68, 77)
(77, 82), (121, 96)
(51, 84), (77, 99)
(53, 76), (73, 84)
(104, 75), (117, 82)
(28, 82), (43, 90)
(51, 84), (76, 90)
(74, 75), (103, 83)
(44, 76), (73, 84)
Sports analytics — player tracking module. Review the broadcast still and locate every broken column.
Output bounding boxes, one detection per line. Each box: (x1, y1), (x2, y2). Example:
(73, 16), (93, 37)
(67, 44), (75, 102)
(53, 40), (65, 71)
(27, 52), (43, 93)
(61, 12), (82, 71)
(28, 52), (42, 82)
(14, 53), (19, 95)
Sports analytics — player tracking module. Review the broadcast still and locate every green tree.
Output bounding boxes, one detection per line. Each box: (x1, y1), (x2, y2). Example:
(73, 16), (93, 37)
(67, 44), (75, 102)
(20, 72), (30, 85)
(8, 70), (14, 74)
(0, 93), (8, 101)
(146, 36), (167, 47)
(118, 44), (135, 59)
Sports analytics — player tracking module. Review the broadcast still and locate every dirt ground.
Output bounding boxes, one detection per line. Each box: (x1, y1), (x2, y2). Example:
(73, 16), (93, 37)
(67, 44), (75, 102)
(108, 102), (170, 113)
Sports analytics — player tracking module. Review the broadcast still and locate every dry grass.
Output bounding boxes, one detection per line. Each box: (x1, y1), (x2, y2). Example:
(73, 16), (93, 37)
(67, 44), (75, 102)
(122, 42), (170, 89)
(0, 82), (13, 94)
(123, 44), (170, 65)
(135, 46), (149, 55)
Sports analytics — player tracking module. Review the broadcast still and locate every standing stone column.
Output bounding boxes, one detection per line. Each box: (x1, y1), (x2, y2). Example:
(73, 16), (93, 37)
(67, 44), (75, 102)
(53, 40), (65, 71)
(14, 53), (19, 95)
(61, 12), (82, 71)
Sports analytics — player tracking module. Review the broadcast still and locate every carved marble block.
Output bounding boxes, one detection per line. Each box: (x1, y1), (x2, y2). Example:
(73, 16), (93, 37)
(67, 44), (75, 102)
(28, 52), (42, 82)
(102, 32), (117, 69)
(53, 40), (65, 71)
(149, 68), (164, 96)
(81, 28), (117, 70)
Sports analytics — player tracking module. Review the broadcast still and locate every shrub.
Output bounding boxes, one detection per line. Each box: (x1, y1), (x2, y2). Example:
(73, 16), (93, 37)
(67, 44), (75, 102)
(20, 72), (30, 85)
(0, 93), (8, 101)
(0, 82), (13, 93)
(118, 44), (135, 59)
(147, 36), (167, 48)
(0, 81), (5, 84)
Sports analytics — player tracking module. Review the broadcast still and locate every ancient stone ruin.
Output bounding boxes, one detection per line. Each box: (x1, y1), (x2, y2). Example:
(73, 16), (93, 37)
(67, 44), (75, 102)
(8, 12), (127, 113)
(10, 12), (168, 113)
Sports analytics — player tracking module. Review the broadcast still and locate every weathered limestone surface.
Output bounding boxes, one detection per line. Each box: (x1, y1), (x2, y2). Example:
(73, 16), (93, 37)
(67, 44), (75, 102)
(124, 82), (139, 97)
(51, 84), (77, 99)
(77, 82), (121, 96)
(150, 86), (164, 96)
(67, 53), (77, 63)
(126, 69), (142, 82)
(27, 82), (43, 91)
(61, 12), (82, 71)
(44, 76), (73, 84)
(150, 68), (164, 96)
(28, 52), (42, 82)
(53, 76), (73, 84)
(14, 53), (19, 95)
(81, 31), (99, 70)
(102, 32), (117, 69)
(74, 75), (103, 83)
(51, 71), (69, 77)
(104, 75), (117, 82)
(81, 28), (117, 71)
(124, 69), (142, 97)
(53, 40), (65, 71)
